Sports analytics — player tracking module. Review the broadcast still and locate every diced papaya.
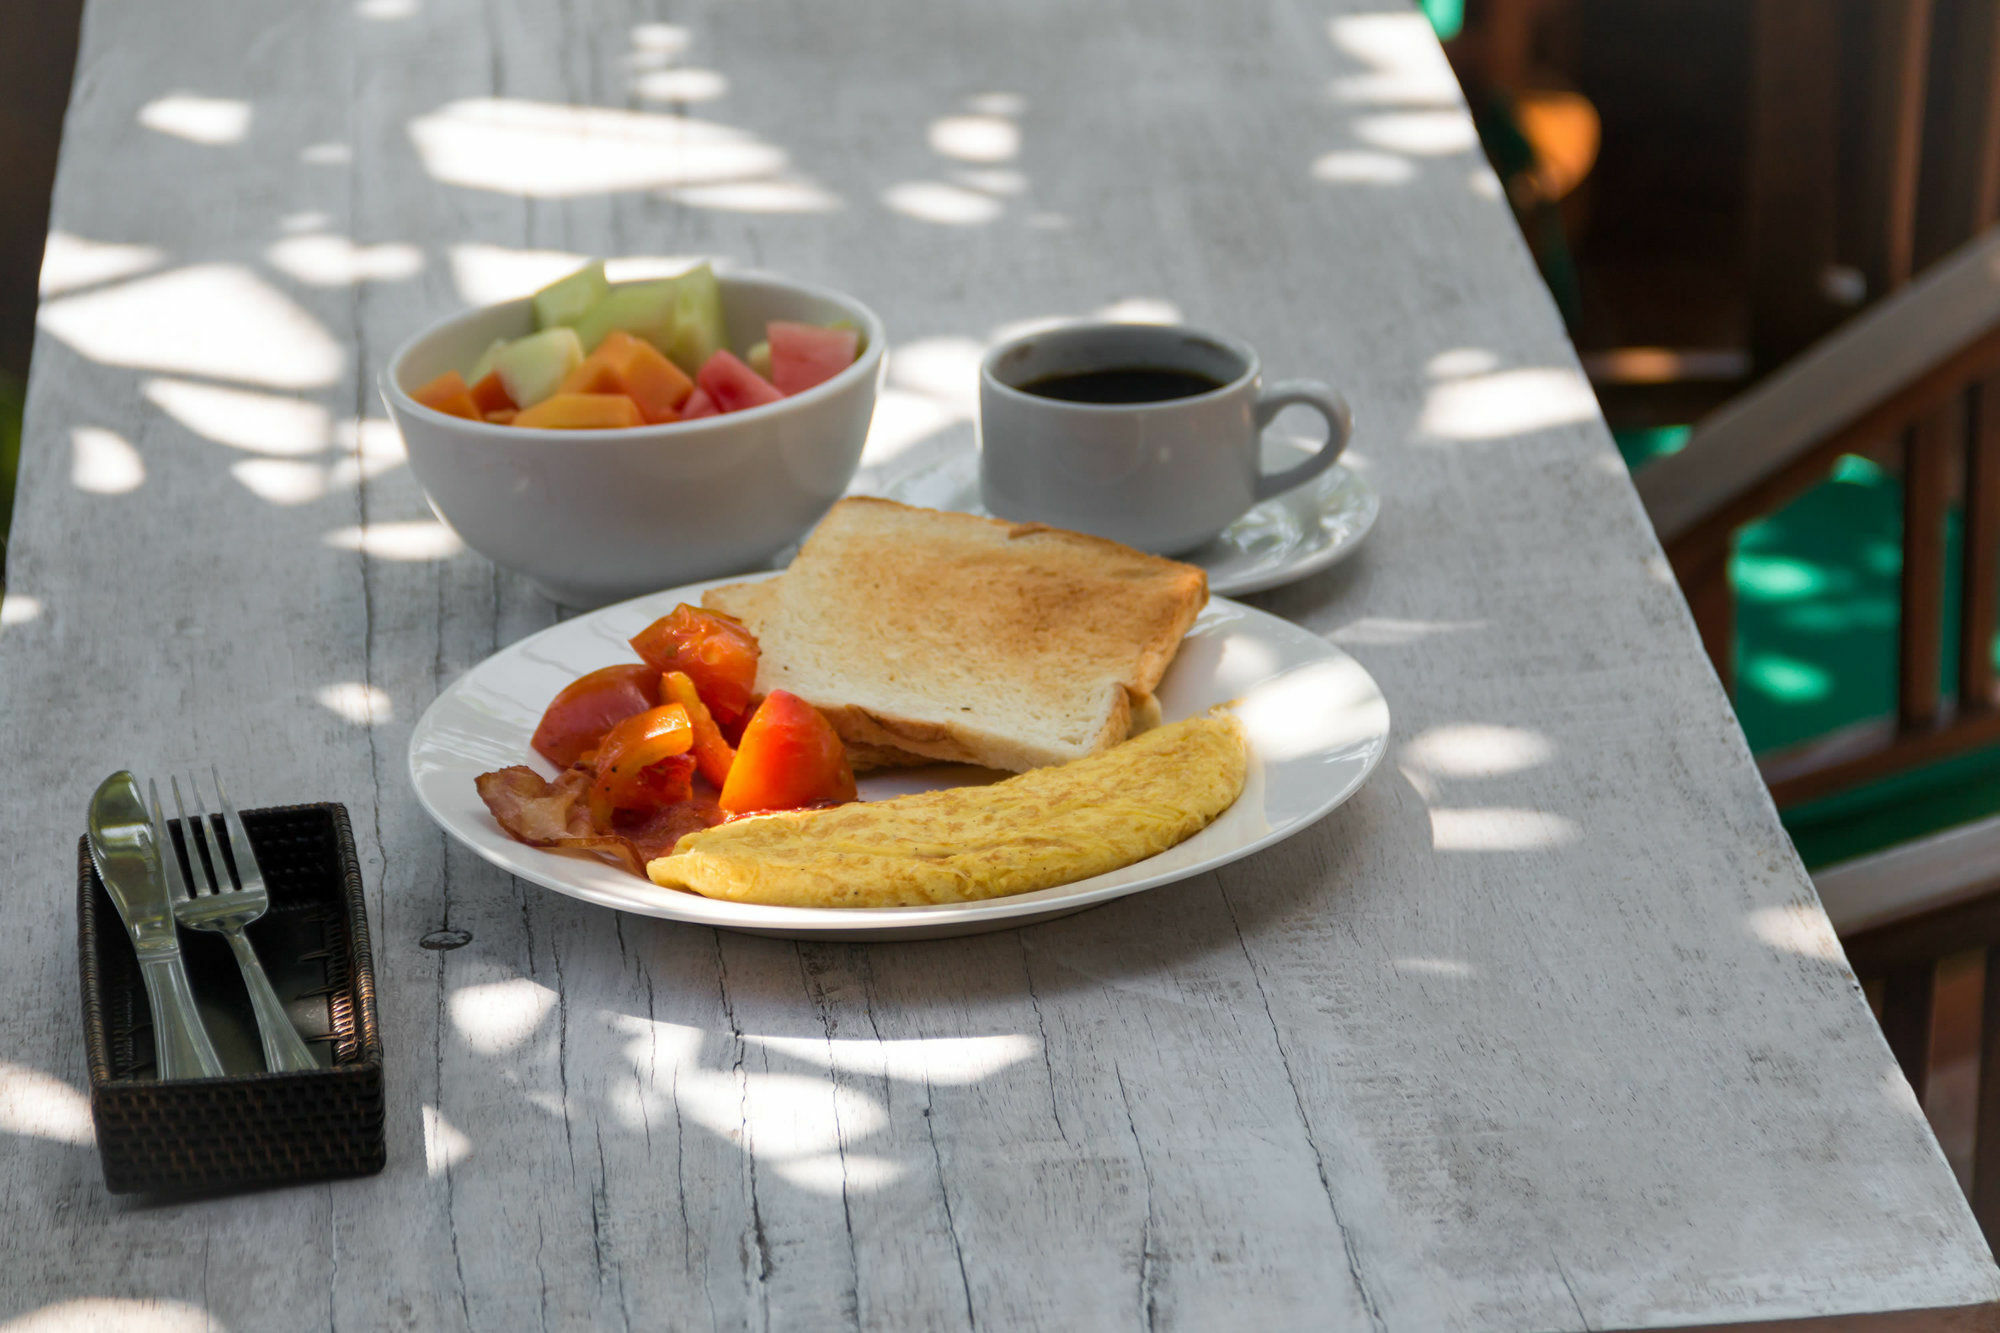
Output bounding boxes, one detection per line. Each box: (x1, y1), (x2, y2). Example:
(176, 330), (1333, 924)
(470, 370), (516, 414)
(513, 393), (645, 430)
(559, 330), (693, 424)
(413, 371), (480, 420)
(485, 409), (518, 425)
(662, 670), (735, 787)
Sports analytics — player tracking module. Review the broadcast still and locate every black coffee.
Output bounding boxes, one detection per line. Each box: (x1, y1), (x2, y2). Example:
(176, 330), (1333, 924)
(1020, 366), (1224, 404)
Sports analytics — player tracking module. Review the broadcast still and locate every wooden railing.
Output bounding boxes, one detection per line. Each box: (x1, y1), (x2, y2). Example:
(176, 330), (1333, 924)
(1634, 228), (2000, 807)
(1817, 820), (2000, 1242)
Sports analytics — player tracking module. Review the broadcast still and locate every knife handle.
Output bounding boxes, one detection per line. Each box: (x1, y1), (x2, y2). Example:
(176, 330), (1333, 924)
(138, 957), (225, 1080)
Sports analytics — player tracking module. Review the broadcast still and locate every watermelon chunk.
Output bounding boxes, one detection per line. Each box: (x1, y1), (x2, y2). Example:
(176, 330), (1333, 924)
(680, 387), (719, 419)
(697, 350), (783, 414)
(767, 321), (859, 396)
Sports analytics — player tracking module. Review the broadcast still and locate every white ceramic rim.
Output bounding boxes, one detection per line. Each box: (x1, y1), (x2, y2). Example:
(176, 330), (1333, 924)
(406, 572), (1391, 936)
(979, 319), (1261, 413)
(380, 267), (888, 440)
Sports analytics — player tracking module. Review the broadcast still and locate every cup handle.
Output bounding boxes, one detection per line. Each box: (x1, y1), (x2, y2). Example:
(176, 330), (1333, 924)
(1253, 380), (1353, 502)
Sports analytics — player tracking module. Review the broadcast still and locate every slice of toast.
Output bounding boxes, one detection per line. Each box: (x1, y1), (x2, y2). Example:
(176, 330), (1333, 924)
(705, 574), (1162, 769)
(706, 498), (1205, 772)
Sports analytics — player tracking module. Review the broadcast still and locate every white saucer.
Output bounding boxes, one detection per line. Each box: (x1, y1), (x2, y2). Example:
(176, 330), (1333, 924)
(848, 436), (1378, 596)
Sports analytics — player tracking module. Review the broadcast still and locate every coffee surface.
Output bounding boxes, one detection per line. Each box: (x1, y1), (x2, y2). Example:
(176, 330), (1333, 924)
(1020, 366), (1224, 404)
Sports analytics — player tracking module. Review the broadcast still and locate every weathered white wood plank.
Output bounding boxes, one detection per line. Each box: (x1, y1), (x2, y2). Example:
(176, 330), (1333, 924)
(1, 0), (1996, 1329)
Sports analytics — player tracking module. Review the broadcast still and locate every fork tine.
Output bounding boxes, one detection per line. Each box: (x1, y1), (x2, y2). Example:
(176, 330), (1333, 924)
(211, 766), (266, 894)
(149, 778), (191, 905)
(173, 775), (217, 893)
(168, 776), (201, 894)
(185, 772), (230, 892)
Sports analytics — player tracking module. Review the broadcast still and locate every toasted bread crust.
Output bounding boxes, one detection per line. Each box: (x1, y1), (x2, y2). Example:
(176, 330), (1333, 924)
(709, 500), (1204, 772)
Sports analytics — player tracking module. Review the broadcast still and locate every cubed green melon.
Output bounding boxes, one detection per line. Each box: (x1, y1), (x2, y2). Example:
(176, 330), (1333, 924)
(531, 261), (608, 330)
(664, 263), (725, 376)
(746, 339), (772, 379)
(572, 280), (676, 354)
(467, 337), (508, 384)
(492, 326), (584, 408)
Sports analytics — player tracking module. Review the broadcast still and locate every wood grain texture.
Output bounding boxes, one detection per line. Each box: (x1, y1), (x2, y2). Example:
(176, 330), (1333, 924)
(2, 1), (1996, 1329)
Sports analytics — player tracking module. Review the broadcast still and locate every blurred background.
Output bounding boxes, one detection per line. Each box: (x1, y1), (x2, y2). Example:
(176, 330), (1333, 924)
(8, 0), (2000, 1196)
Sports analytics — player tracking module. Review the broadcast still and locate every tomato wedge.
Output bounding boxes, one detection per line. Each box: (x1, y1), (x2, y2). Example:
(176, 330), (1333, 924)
(718, 690), (856, 815)
(531, 664), (662, 769)
(662, 670), (735, 787)
(630, 605), (760, 724)
(588, 703), (695, 825)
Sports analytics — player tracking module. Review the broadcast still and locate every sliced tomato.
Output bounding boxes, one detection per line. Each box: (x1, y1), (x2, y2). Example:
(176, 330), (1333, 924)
(718, 690), (856, 815)
(531, 664), (662, 769)
(629, 605), (760, 724)
(663, 670), (735, 787)
(588, 703), (694, 825)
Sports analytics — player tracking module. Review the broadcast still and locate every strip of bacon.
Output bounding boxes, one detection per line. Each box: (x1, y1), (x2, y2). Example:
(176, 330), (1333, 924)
(475, 765), (720, 875)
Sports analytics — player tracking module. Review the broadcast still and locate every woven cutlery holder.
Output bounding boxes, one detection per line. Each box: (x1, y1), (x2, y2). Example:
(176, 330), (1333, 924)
(77, 801), (385, 1194)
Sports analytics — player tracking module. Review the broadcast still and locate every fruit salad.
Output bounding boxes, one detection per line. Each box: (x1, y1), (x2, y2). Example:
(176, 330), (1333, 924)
(410, 261), (863, 430)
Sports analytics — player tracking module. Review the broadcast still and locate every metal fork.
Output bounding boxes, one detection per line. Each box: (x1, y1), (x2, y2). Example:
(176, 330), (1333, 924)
(157, 769), (320, 1073)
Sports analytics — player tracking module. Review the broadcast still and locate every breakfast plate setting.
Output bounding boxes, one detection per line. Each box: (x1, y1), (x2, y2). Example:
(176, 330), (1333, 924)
(409, 571), (1390, 941)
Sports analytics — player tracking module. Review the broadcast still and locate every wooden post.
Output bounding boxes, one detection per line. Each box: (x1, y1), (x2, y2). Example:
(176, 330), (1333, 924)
(1880, 962), (1936, 1103)
(1746, 0), (1844, 373)
(1974, 944), (2000, 1241)
(1903, 412), (1953, 728)
(1850, 0), (1936, 296)
(1964, 378), (2000, 711)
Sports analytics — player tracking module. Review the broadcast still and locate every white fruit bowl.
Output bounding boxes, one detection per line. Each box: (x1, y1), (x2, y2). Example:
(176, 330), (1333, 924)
(382, 271), (884, 608)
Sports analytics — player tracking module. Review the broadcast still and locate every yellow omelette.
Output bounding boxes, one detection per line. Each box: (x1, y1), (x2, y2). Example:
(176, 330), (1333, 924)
(648, 714), (1248, 908)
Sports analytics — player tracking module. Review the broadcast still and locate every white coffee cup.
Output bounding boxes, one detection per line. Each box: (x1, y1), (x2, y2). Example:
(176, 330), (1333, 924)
(978, 321), (1352, 554)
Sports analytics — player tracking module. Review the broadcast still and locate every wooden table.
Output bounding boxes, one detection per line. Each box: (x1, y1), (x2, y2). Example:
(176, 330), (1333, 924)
(4, 2), (1996, 1328)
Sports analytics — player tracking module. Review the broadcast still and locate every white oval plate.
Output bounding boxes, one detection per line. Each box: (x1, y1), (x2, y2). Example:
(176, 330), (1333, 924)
(407, 573), (1391, 940)
(850, 436), (1380, 597)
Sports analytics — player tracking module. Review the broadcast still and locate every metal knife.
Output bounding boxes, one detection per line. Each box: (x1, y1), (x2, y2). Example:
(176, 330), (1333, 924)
(87, 771), (224, 1080)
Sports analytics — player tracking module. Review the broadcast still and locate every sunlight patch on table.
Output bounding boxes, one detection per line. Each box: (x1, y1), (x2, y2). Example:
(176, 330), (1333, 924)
(231, 460), (323, 505)
(1748, 903), (1844, 962)
(889, 335), (985, 414)
(744, 1033), (1038, 1085)
(0, 1063), (94, 1146)
(317, 682), (393, 726)
(39, 232), (164, 297)
(410, 98), (787, 197)
(70, 428), (144, 495)
(631, 22), (690, 57)
(1328, 616), (1484, 647)
(145, 378), (329, 454)
(422, 1104), (472, 1175)
(325, 521), (463, 561)
(1402, 724), (1554, 778)
(449, 244), (709, 304)
(1417, 366), (1597, 440)
(1430, 807), (1580, 851)
(772, 1152), (909, 1195)
(1096, 297), (1183, 324)
(1354, 111), (1477, 156)
(883, 181), (1004, 226)
(0, 1300), (215, 1333)
(448, 978), (557, 1054)
(675, 1069), (886, 1158)
(862, 389), (961, 465)
(1392, 957), (1476, 978)
(1326, 12), (1461, 106)
(1312, 151), (1414, 185)
(329, 417), (408, 486)
(357, 0), (417, 17)
(266, 234), (423, 287)
(40, 265), (344, 389)
(138, 93), (250, 145)
(1, 595), (43, 627)
(302, 142), (352, 165)
(635, 69), (729, 104)
(668, 178), (840, 214)
(955, 168), (1027, 196)
(1426, 347), (1499, 378)
(929, 115), (1020, 163)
